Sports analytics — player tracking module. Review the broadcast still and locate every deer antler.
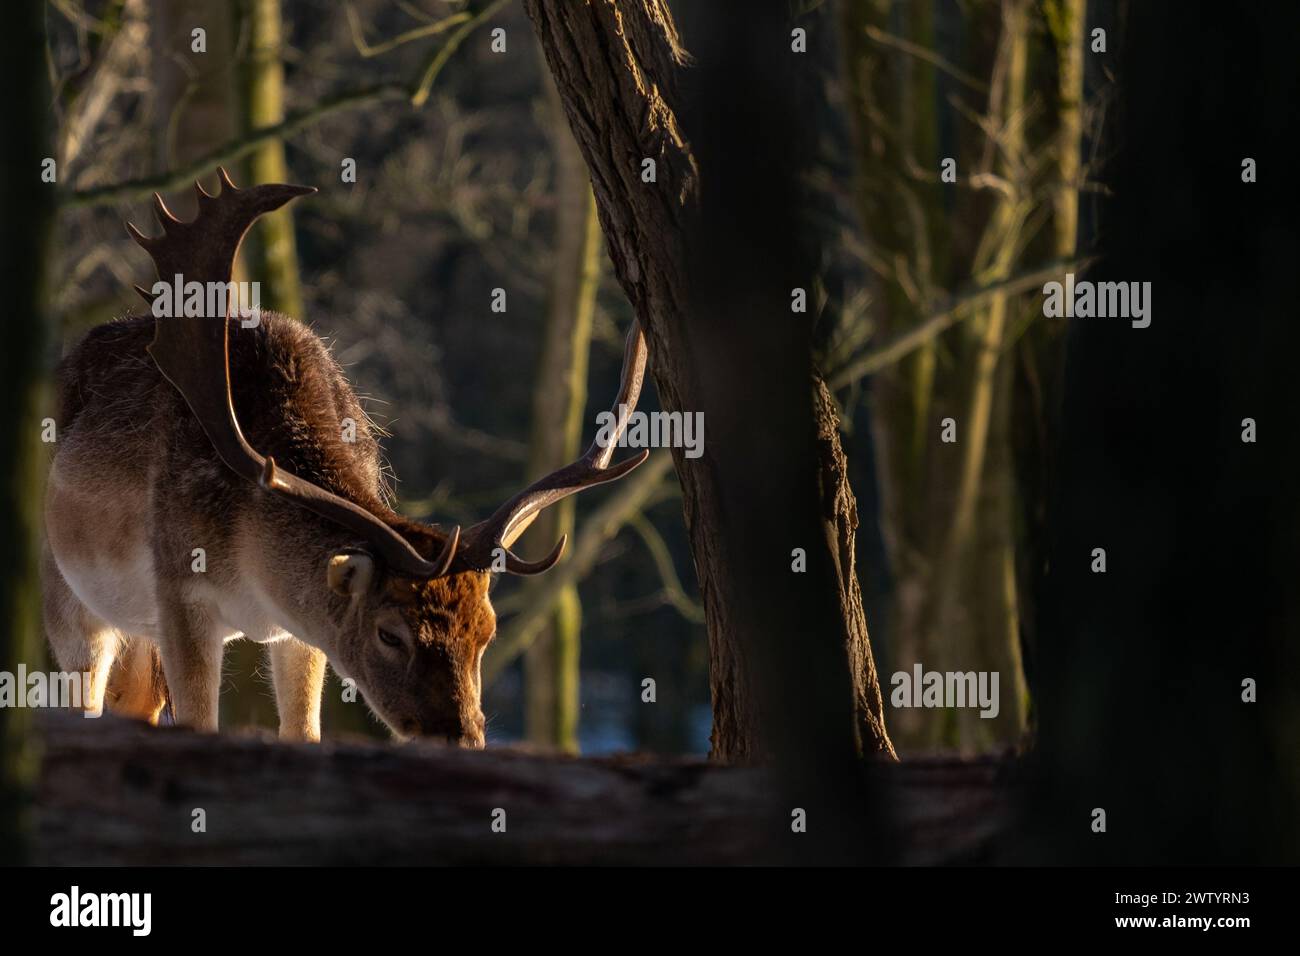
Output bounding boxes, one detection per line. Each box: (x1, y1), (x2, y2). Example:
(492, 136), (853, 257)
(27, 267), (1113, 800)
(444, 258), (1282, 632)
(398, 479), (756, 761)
(129, 167), (459, 578)
(453, 320), (651, 574)
(130, 168), (647, 582)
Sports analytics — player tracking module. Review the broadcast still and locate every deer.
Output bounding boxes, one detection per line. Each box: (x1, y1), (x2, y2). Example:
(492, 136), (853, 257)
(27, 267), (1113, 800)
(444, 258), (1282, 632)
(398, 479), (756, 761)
(43, 168), (648, 746)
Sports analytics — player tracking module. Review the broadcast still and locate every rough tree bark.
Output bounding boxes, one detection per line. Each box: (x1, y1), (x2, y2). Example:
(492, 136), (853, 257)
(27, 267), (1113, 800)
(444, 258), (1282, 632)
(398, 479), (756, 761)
(522, 0), (894, 767)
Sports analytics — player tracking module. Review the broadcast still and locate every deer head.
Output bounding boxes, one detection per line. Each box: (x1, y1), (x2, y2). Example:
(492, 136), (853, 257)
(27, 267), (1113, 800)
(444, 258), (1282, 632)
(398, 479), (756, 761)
(127, 168), (648, 745)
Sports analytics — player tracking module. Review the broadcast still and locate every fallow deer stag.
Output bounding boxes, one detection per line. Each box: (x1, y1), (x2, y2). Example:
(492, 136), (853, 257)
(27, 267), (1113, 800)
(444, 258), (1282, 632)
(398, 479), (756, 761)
(43, 168), (648, 746)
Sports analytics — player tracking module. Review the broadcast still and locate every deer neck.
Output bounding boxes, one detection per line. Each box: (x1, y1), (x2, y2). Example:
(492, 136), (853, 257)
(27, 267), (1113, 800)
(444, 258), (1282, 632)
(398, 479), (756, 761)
(234, 501), (374, 652)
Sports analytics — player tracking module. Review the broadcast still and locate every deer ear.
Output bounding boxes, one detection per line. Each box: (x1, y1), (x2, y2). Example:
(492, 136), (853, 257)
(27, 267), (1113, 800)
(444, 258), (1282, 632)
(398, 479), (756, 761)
(328, 551), (375, 596)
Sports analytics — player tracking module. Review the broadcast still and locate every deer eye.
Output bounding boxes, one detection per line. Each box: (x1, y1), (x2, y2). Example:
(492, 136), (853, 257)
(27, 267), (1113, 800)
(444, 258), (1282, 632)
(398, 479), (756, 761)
(378, 628), (403, 649)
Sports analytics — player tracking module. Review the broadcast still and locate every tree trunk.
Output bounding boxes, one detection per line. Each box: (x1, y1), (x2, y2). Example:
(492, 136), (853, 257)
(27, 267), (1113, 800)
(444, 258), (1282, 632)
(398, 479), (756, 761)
(1045, 0), (1085, 258)
(521, 75), (602, 754)
(237, 0), (306, 318)
(1029, 0), (1300, 863)
(0, 0), (54, 865)
(522, 0), (895, 772)
(150, 0), (238, 212)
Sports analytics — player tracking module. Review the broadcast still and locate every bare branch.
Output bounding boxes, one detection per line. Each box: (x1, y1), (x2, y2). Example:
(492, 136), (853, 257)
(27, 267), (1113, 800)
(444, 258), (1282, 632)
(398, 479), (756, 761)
(345, 3), (470, 58)
(627, 513), (705, 623)
(411, 0), (509, 107)
(863, 24), (989, 93)
(63, 83), (407, 207)
(826, 259), (1091, 389)
(62, 0), (511, 208)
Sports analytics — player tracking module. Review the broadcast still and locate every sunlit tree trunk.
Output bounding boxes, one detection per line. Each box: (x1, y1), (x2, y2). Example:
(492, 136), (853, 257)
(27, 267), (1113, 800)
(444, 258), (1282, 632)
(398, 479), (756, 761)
(932, 0), (1032, 747)
(1045, 0), (1085, 258)
(238, 0), (305, 318)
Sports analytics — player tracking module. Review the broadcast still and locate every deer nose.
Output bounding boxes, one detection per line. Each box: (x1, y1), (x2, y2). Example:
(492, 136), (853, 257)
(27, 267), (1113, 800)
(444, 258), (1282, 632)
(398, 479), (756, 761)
(423, 714), (484, 748)
(451, 714), (486, 749)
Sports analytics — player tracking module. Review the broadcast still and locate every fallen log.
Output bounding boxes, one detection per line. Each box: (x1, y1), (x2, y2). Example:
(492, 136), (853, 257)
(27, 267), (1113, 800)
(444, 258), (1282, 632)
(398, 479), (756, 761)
(34, 712), (1017, 865)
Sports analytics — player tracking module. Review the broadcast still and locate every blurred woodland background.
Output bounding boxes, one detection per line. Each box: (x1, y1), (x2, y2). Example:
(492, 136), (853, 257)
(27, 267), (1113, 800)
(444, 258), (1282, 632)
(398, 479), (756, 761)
(30, 0), (1107, 755)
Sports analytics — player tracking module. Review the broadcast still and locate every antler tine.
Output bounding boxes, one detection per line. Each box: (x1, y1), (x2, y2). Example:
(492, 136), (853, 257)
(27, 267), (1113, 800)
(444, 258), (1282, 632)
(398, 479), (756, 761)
(430, 525), (461, 577)
(137, 169), (463, 580)
(453, 321), (651, 576)
(153, 192), (184, 234)
(125, 221), (158, 251)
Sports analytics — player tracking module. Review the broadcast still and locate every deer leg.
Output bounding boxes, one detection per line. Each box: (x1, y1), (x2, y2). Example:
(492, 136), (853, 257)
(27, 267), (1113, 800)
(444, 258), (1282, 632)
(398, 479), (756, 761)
(268, 637), (327, 742)
(42, 545), (116, 717)
(156, 597), (224, 732)
(106, 637), (169, 725)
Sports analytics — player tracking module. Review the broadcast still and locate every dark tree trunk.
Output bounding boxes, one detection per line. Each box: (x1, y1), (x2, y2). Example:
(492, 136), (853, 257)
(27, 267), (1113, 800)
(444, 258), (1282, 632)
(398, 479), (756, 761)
(1028, 0), (1300, 864)
(0, 0), (54, 865)
(521, 0), (895, 773)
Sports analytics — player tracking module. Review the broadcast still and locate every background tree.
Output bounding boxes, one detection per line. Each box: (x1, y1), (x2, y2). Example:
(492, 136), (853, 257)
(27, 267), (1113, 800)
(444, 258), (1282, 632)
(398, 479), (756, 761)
(239, 0), (307, 318)
(522, 0), (896, 774)
(0, 0), (55, 865)
(517, 73), (602, 753)
(836, 0), (1096, 749)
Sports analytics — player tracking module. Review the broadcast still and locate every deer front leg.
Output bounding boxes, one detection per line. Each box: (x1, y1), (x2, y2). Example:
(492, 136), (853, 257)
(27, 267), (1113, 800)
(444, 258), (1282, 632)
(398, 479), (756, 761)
(269, 637), (326, 742)
(156, 598), (224, 732)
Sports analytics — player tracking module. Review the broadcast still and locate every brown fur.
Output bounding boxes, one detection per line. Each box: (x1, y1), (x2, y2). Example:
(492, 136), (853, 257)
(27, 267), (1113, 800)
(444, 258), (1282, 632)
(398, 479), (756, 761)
(44, 312), (493, 744)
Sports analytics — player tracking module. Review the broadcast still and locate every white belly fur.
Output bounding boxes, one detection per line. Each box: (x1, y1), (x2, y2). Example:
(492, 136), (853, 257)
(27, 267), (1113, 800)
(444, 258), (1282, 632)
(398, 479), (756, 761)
(47, 458), (164, 636)
(47, 456), (305, 647)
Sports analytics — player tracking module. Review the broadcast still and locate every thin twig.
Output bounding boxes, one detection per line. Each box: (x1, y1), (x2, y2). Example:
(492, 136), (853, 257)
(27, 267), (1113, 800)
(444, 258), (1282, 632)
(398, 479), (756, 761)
(345, 3), (470, 58)
(864, 24), (989, 93)
(62, 0), (511, 208)
(63, 83), (408, 207)
(411, 0), (509, 107)
(627, 513), (704, 623)
(826, 259), (1091, 389)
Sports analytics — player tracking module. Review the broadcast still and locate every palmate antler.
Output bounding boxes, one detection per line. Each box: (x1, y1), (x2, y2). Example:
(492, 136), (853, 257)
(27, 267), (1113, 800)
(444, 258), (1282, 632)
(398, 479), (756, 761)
(129, 167), (647, 579)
